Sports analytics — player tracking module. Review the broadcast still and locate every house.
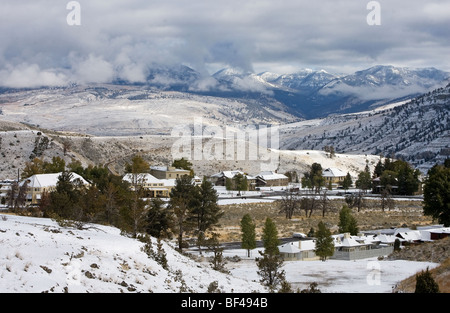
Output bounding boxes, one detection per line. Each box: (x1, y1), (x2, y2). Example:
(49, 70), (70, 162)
(424, 227), (450, 240)
(331, 233), (394, 260)
(150, 166), (191, 180)
(255, 171), (289, 187)
(393, 226), (450, 243)
(209, 171), (257, 191)
(394, 228), (423, 243)
(322, 167), (346, 188)
(20, 172), (90, 205)
(372, 176), (399, 194)
(279, 232), (395, 261)
(278, 240), (319, 261)
(209, 171), (244, 186)
(123, 173), (174, 198)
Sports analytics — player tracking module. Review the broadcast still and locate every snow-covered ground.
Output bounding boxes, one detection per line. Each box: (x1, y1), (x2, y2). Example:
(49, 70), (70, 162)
(0, 213), (436, 293)
(0, 214), (264, 293)
(219, 249), (438, 293)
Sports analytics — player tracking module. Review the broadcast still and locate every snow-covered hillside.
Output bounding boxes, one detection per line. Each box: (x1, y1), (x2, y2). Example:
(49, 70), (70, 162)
(0, 214), (265, 293)
(0, 85), (298, 136)
(280, 83), (450, 173)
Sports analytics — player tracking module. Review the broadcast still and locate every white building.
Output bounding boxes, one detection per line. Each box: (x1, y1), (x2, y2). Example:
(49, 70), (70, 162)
(123, 173), (175, 198)
(20, 172), (90, 205)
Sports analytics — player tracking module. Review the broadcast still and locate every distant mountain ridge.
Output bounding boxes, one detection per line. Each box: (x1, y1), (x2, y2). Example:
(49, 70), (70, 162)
(120, 64), (450, 119)
(279, 82), (450, 173)
(1, 64), (448, 120)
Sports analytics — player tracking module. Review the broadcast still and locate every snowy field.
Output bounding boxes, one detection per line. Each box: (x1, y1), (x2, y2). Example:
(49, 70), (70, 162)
(222, 249), (438, 293)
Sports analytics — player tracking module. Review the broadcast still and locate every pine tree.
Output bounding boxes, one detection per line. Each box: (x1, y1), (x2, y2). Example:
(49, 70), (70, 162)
(171, 157), (194, 176)
(122, 155), (150, 237)
(314, 221), (334, 261)
(423, 161), (450, 226)
(415, 267), (439, 293)
(356, 170), (372, 193)
(205, 233), (228, 273)
(342, 172), (352, 190)
(192, 178), (222, 242)
(146, 197), (173, 239)
(262, 217), (279, 256)
(169, 175), (199, 252)
(338, 205), (359, 235)
(256, 251), (286, 291)
(240, 214), (256, 257)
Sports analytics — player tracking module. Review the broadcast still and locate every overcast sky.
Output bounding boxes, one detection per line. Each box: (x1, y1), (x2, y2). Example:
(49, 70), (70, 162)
(0, 0), (449, 87)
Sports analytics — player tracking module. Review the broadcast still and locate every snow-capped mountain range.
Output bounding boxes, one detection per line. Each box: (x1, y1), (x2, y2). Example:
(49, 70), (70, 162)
(121, 64), (449, 118)
(206, 65), (449, 118)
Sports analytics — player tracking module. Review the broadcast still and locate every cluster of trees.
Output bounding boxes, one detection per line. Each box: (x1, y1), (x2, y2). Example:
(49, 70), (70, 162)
(301, 162), (352, 192)
(20, 155), (224, 251)
(301, 163), (325, 193)
(225, 173), (248, 195)
(241, 215), (293, 292)
(371, 158), (421, 195)
(169, 174), (223, 252)
(22, 156), (67, 178)
(278, 189), (333, 219)
(241, 209), (357, 292)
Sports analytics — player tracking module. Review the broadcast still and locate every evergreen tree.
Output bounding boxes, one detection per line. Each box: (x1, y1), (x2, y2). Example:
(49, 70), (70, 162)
(256, 252), (286, 291)
(205, 233), (228, 273)
(423, 161), (450, 226)
(240, 214), (256, 257)
(256, 218), (285, 290)
(172, 157), (194, 176)
(262, 217), (279, 256)
(355, 170), (372, 193)
(338, 205), (359, 235)
(146, 197), (173, 238)
(192, 178), (222, 239)
(43, 156), (66, 173)
(47, 171), (80, 219)
(314, 221), (334, 261)
(373, 158), (384, 178)
(415, 268), (440, 293)
(169, 175), (199, 252)
(303, 163), (325, 193)
(342, 172), (352, 190)
(299, 282), (321, 293)
(396, 162), (420, 195)
(122, 156), (150, 237)
(234, 173), (248, 195)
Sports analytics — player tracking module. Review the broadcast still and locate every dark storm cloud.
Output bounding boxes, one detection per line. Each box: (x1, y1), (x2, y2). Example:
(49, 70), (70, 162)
(0, 0), (448, 87)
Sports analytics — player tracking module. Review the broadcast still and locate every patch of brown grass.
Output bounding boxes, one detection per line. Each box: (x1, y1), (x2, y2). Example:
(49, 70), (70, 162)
(216, 199), (433, 242)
